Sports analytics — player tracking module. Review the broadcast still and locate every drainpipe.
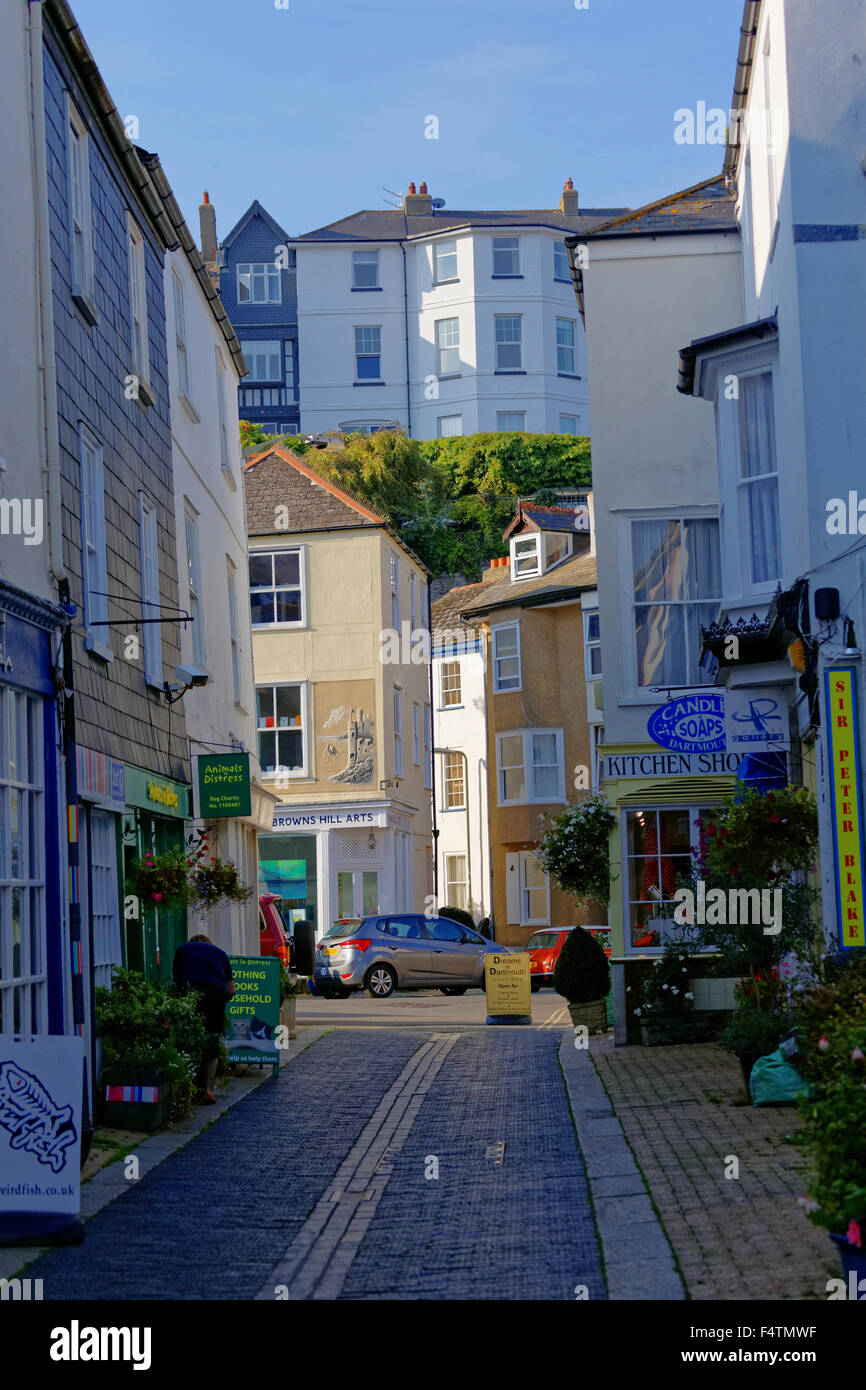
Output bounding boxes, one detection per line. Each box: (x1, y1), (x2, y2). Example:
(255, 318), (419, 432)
(401, 234), (412, 436)
(427, 579), (438, 902)
(28, 0), (65, 585)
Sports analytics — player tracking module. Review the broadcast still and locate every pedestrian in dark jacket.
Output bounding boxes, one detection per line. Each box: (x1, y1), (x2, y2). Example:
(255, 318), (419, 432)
(173, 934), (234, 1103)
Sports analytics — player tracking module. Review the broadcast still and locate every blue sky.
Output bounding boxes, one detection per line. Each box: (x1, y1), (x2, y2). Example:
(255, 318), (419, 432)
(71, 0), (746, 240)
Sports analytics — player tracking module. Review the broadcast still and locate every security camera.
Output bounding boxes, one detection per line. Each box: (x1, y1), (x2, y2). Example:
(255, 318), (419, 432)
(175, 663), (209, 688)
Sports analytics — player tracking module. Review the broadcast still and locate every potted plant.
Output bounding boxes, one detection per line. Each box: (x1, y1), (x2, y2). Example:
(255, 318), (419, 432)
(634, 943), (722, 1045)
(95, 969), (207, 1130)
(719, 977), (795, 1090)
(553, 926), (611, 1033)
(537, 792), (618, 910)
(186, 831), (254, 914)
(794, 950), (866, 1279)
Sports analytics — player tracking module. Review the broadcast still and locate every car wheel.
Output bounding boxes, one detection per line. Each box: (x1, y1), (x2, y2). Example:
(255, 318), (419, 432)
(365, 964), (397, 998)
(531, 980), (542, 992)
(439, 986), (468, 996)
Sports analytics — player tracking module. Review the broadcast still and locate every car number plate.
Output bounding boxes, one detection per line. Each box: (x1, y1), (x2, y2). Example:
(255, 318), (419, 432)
(322, 946), (340, 957)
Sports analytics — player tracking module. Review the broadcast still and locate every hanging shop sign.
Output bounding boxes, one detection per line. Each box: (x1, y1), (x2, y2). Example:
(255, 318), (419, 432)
(0, 1034), (83, 1244)
(225, 956), (281, 1067)
(646, 693), (725, 754)
(724, 686), (791, 752)
(825, 667), (866, 950)
(272, 805), (389, 831)
(603, 750), (742, 779)
(197, 752), (251, 819)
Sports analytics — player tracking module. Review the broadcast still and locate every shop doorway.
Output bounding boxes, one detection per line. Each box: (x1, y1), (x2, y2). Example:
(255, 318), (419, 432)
(122, 811), (188, 983)
(337, 870), (379, 920)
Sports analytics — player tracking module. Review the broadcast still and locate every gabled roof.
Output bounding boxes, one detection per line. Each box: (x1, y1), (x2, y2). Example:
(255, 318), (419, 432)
(221, 199), (291, 252)
(431, 583), (486, 641)
(459, 550), (598, 620)
(572, 175), (737, 240)
(503, 503), (591, 540)
(294, 206), (629, 245)
(243, 445), (430, 573)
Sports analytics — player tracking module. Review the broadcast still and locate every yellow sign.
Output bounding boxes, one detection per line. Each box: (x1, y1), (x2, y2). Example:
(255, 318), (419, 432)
(147, 779), (179, 810)
(826, 667), (866, 949)
(484, 952), (531, 1015)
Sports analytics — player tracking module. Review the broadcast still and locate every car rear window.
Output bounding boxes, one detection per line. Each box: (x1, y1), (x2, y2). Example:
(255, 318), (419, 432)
(526, 931), (558, 949)
(323, 919), (365, 941)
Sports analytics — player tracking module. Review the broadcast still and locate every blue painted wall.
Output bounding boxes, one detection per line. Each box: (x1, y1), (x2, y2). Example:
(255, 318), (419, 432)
(219, 202), (300, 433)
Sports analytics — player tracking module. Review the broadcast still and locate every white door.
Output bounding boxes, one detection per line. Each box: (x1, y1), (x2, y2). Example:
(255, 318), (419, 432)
(336, 870), (379, 919)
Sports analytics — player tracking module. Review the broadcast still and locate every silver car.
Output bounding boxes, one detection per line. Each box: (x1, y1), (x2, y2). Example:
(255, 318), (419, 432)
(313, 914), (511, 998)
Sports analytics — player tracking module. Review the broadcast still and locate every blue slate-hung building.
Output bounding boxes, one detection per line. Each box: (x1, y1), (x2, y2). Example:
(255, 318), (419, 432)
(37, 0), (192, 1127)
(208, 199), (300, 436)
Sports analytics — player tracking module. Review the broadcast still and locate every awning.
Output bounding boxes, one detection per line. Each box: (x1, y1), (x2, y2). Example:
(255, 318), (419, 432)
(734, 751), (787, 799)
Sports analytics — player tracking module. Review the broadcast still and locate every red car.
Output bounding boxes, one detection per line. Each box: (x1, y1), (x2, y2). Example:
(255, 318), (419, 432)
(259, 894), (291, 968)
(526, 925), (612, 991)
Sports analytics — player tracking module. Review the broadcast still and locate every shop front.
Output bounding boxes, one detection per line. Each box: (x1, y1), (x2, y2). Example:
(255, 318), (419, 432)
(260, 802), (418, 935)
(602, 684), (794, 1043)
(121, 764), (191, 983)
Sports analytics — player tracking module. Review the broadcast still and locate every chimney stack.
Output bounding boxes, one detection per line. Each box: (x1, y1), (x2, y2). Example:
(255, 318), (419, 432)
(404, 180), (433, 216)
(559, 177), (579, 215)
(199, 190), (218, 268)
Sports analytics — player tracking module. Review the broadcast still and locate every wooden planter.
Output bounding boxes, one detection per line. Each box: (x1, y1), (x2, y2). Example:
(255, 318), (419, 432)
(567, 998), (608, 1034)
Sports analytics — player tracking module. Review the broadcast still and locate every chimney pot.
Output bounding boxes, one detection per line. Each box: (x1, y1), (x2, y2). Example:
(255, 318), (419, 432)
(202, 190), (210, 204)
(408, 181), (417, 195)
(419, 181), (428, 194)
(559, 178), (579, 215)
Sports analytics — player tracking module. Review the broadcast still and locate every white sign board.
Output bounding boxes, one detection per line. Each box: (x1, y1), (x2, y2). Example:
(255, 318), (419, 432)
(0, 1035), (83, 1218)
(724, 686), (791, 752)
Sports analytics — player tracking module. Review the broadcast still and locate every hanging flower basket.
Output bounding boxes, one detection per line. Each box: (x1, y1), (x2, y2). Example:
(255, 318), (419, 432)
(189, 856), (254, 912)
(126, 847), (193, 911)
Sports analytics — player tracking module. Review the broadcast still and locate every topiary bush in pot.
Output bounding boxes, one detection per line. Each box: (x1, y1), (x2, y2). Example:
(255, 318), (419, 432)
(554, 926), (611, 1033)
(439, 905), (476, 932)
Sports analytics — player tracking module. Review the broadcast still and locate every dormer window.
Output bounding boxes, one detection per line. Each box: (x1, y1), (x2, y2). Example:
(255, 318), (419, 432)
(509, 530), (573, 580)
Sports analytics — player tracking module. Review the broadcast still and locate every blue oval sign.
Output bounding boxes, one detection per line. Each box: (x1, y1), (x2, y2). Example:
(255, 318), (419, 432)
(647, 693), (726, 754)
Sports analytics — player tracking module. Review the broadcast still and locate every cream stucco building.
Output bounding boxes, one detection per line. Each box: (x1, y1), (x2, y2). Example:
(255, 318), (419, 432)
(244, 446), (433, 936)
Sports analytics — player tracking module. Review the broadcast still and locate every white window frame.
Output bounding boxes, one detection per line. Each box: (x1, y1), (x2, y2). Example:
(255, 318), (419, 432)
(440, 659), (462, 707)
(509, 534), (541, 580)
(172, 271), (196, 416)
(227, 560), (243, 707)
(79, 425), (111, 659)
(393, 687), (403, 777)
(66, 98), (95, 313)
(352, 248), (380, 289)
(256, 682), (310, 779)
(443, 750), (465, 809)
(702, 346), (781, 605)
(559, 414), (579, 435)
(248, 546), (306, 629)
(434, 239), (459, 284)
(496, 728), (565, 806)
(491, 623), (521, 693)
(554, 240), (570, 282)
(355, 324), (382, 381)
(423, 703), (432, 789)
(497, 412), (526, 433)
(436, 317), (460, 376)
(215, 347), (231, 475)
(237, 262), (281, 304)
(126, 214), (152, 400)
(240, 340), (283, 382)
(412, 702), (421, 765)
(619, 508), (721, 697)
(137, 492), (162, 688)
(492, 236), (521, 276)
(0, 686), (48, 1035)
(495, 315), (523, 371)
(444, 852), (468, 911)
(438, 414), (463, 438)
(584, 609), (602, 679)
(556, 317), (576, 375)
(390, 552), (400, 633)
(184, 505), (206, 666)
(410, 572), (417, 630)
(621, 805), (715, 956)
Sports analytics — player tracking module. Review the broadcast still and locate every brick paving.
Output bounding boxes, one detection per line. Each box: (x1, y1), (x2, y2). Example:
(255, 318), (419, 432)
(591, 1038), (837, 1300)
(24, 1028), (606, 1301)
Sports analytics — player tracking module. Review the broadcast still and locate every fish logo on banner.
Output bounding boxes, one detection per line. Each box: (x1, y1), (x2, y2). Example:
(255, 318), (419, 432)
(0, 1062), (78, 1173)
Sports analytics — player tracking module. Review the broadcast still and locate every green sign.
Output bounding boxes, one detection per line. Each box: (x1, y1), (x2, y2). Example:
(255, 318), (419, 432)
(123, 763), (190, 819)
(225, 956), (281, 1068)
(198, 753), (251, 819)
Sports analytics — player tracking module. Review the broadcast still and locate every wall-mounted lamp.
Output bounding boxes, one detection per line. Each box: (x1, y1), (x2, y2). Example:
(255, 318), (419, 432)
(844, 618), (861, 658)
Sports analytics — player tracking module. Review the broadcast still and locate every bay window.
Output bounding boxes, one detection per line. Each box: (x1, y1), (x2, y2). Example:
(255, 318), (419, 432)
(632, 516), (721, 689)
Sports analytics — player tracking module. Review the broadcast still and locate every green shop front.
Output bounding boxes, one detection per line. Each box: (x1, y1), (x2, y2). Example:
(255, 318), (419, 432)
(121, 764), (191, 982)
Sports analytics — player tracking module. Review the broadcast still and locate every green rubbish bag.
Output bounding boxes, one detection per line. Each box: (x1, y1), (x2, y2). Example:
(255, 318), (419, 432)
(749, 1047), (812, 1107)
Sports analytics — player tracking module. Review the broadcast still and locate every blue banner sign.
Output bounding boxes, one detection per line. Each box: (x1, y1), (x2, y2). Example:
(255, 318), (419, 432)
(647, 693), (726, 754)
